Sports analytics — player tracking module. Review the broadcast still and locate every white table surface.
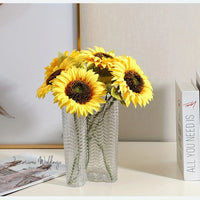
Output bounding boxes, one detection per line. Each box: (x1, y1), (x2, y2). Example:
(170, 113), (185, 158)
(0, 142), (199, 196)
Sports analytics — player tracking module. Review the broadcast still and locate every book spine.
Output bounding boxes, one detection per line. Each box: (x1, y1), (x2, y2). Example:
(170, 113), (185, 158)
(181, 89), (200, 180)
(176, 82), (184, 178)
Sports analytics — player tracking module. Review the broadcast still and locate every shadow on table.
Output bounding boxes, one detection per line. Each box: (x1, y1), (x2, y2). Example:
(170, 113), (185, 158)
(47, 179), (67, 187)
(118, 158), (182, 180)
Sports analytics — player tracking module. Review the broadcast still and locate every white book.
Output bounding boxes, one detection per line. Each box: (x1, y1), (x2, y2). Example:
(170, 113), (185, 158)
(176, 81), (200, 180)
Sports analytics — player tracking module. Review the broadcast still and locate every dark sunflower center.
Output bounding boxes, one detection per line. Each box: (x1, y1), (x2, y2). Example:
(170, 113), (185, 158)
(65, 80), (92, 104)
(124, 71), (144, 93)
(46, 69), (63, 85)
(94, 52), (113, 59)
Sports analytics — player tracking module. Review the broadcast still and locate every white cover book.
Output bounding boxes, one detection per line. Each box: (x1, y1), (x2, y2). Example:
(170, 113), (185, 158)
(176, 81), (200, 180)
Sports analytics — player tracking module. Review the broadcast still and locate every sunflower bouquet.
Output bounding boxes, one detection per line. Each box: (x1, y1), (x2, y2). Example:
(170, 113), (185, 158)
(37, 46), (153, 115)
(37, 46), (153, 186)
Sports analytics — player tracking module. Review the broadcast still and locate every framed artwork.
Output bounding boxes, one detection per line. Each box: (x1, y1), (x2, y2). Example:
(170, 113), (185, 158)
(0, 4), (81, 148)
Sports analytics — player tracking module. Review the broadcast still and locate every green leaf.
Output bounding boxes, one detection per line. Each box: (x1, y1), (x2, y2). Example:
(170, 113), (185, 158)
(106, 84), (112, 93)
(87, 64), (95, 71)
(108, 50), (115, 55)
(98, 76), (113, 84)
(58, 52), (67, 65)
(93, 67), (112, 77)
(120, 99), (127, 106)
(111, 87), (121, 101)
(111, 87), (126, 106)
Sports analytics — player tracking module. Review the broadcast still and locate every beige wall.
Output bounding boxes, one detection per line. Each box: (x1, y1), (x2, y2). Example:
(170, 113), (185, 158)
(81, 4), (200, 141)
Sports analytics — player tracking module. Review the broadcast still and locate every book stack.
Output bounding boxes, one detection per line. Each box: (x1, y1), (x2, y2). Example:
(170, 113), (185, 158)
(176, 72), (200, 180)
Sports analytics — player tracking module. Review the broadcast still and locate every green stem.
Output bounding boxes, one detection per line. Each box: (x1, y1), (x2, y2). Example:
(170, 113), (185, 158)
(86, 95), (109, 168)
(68, 151), (80, 184)
(68, 114), (81, 185)
(87, 96), (115, 140)
(86, 96), (116, 178)
(87, 95), (109, 133)
(86, 96), (111, 167)
(98, 144), (113, 181)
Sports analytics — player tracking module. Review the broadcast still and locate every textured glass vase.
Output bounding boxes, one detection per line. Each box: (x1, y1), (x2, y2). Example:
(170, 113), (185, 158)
(86, 96), (119, 182)
(62, 96), (119, 186)
(62, 109), (87, 187)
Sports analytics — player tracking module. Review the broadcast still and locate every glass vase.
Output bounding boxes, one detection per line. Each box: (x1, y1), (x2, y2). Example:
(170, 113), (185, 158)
(86, 96), (119, 182)
(62, 109), (87, 187)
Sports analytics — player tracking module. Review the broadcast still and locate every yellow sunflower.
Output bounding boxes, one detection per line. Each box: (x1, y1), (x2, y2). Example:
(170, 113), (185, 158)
(81, 46), (115, 70)
(36, 56), (60, 98)
(52, 66), (106, 117)
(36, 50), (81, 99)
(111, 56), (153, 108)
(69, 49), (80, 58)
(59, 49), (85, 70)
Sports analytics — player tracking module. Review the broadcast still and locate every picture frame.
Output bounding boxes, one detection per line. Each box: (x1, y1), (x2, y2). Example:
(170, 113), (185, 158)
(0, 3), (81, 149)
